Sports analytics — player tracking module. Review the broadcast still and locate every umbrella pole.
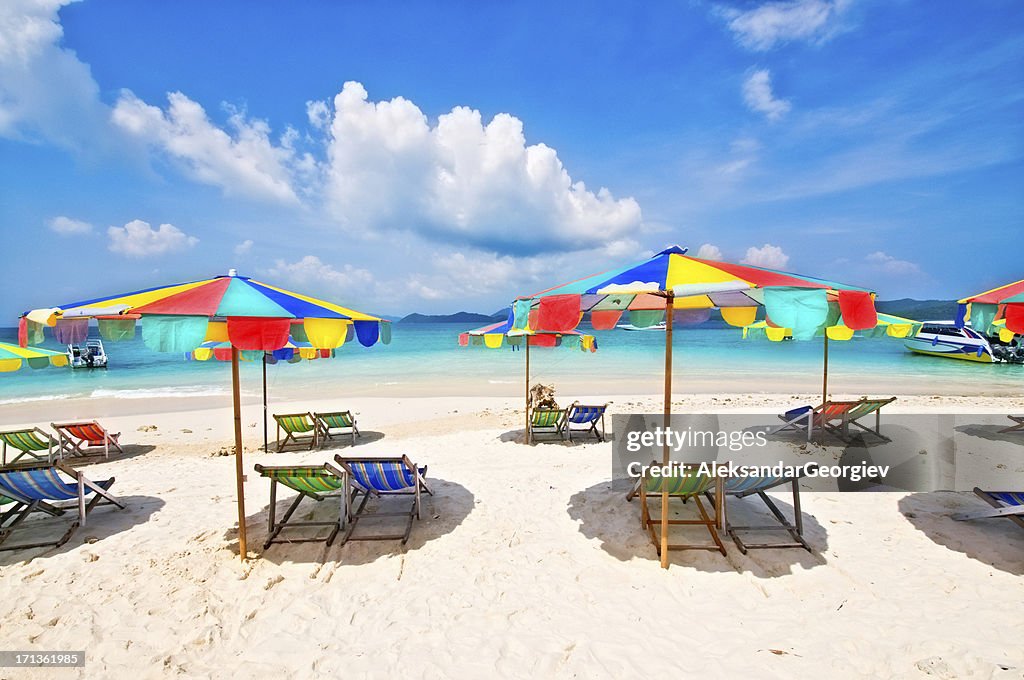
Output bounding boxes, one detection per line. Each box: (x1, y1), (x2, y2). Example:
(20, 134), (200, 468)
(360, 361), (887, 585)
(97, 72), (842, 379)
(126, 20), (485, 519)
(822, 332), (829, 407)
(525, 341), (531, 445)
(661, 294), (674, 569)
(231, 348), (248, 561)
(262, 353), (269, 454)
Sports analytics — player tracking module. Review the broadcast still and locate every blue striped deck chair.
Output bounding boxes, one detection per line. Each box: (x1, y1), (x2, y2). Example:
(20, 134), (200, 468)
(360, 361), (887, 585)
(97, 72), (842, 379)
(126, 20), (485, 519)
(254, 463), (350, 549)
(333, 455), (432, 545)
(704, 464), (819, 553)
(314, 411), (359, 447)
(565, 402), (608, 442)
(635, 462), (726, 557)
(0, 462), (123, 552)
(953, 488), (1024, 530)
(0, 427), (57, 465)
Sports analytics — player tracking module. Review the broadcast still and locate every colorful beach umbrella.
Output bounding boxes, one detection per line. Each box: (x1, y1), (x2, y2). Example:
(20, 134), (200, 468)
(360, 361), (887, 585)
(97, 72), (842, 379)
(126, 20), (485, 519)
(957, 279), (1024, 337)
(459, 313), (597, 444)
(512, 245), (877, 568)
(22, 270), (390, 561)
(0, 342), (69, 372)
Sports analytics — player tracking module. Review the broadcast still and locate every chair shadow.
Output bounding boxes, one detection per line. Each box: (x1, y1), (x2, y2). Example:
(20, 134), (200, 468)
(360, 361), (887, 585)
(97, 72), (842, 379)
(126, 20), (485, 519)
(897, 492), (1024, 576)
(236, 477), (474, 565)
(567, 480), (828, 576)
(497, 429), (605, 447)
(0, 494), (165, 564)
(318, 430), (386, 450)
(955, 424), (1024, 446)
(64, 444), (157, 466)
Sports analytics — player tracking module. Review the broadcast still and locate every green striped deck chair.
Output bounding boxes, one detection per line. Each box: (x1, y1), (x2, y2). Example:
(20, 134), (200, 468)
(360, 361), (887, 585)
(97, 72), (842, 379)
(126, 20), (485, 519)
(635, 463), (725, 557)
(254, 463), (350, 549)
(0, 428), (57, 465)
(333, 455), (432, 545)
(273, 412), (319, 452)
(314, 411), (359, 447)
(529, 407), (566, 442)
(836, 397), (897, 442)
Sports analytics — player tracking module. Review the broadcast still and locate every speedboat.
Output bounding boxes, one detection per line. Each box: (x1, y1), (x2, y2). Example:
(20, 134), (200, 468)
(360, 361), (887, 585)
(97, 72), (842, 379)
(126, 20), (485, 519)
(615, 322), (667, 331)
(67, 338), (109, 369)
(904, 322), (994, 363)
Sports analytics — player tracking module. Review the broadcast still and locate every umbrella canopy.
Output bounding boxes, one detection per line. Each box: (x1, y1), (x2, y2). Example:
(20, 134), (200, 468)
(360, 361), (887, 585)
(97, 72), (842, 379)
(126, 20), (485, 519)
(957, 279), (1024, 336)
(513, 245), (877, 568)
(0, 342), (69, 372)
(23, 271), (390, 561)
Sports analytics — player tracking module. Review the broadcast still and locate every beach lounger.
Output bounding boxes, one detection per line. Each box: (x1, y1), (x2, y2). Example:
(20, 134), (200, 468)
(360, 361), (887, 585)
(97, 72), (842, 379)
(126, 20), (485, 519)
(529, 407), (567, 442)
(635, 463), (725, 557)
(273, 412), (319, 452)
(315, 411), (359, 447)
(564, 402), (608, 442)
(952, 488), (1024, 530)
(705, 464), (818, 553)
(0, 427), (57, 465)
(333, 455), (431, 544)
(839, 397), (897, 441)
(999, 415), (1024, 434)
(254, 463), (350, 549)
(52, 421), (123, 459)
(771, 397), (895, 442)
(0, 462), (123, 551)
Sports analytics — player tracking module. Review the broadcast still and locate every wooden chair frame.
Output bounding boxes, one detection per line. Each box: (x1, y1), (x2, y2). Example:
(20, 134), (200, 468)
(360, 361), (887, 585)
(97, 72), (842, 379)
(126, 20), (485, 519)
(334, 455), (432, 545)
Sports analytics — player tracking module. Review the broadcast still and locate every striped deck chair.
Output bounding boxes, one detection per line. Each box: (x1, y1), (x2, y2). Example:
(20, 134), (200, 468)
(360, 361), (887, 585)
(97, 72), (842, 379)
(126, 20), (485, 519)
(0, 462), (123, 551)
(0, 428), (57, 465)
(837, 397), (897, 442)
(999, 415), (1024, 434)
(254, 463), (350, 549)
(953, 488), (1024, 530)
(273, 412), (319, 452)
(771, 400), (863, 442)
(704, 464), (819, 553)
(529, 407), (567, 442)
(565, 402), (608, 442)
(636, 464), (725, 557)
(333, 455), (432, 545)
(52, 421), (123, 459)
(314, 411), (359, 447)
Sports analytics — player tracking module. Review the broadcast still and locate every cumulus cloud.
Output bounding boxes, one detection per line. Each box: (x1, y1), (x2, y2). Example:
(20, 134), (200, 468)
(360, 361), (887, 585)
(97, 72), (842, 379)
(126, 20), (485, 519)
(111, 91), (308, 204)
(741, 243), (790, 269)
(234, 239), (254, 255)
(865, 251), (921, 276)
(268, 255), (374, 293)
(695, 243), (724, 261)
(107, 219), (199, 257)
(48, 215), (92, 235)
(743, 70), (791, 121)
(718, 0), (852, 51)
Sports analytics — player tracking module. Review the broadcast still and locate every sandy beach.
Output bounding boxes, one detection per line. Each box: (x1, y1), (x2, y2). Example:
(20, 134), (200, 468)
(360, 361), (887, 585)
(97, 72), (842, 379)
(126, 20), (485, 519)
(0, 392), (1021, 679)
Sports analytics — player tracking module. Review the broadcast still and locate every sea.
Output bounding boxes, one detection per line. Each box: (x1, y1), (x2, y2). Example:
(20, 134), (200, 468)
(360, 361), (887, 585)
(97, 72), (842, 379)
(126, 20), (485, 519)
(0, 322), (1020, 409)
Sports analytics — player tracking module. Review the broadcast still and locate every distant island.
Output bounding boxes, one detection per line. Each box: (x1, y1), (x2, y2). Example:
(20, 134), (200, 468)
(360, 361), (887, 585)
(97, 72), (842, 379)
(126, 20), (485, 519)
(398, 311), (507, 324)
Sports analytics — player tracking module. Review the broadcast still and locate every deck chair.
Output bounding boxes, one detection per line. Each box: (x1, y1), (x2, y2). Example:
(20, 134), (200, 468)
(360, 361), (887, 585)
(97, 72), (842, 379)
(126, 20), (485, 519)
(333, 455), (431, 545)
(0, 428), (57, 465)
(254, 463), (350, 549)
(0, 462), (123, 551)
(315, 411), (359, 447)
(273, 412), (319, 452)
(52, 421), (123, 459)
(837, 397), (897, 441)
(705, 464), (818, 553)
(952, 488), (1024, 530)
(565, 402), (608, 442)
(529, 407), (567, 442)
(999, 415), (1024, 434)
(634, 463), (725, 557)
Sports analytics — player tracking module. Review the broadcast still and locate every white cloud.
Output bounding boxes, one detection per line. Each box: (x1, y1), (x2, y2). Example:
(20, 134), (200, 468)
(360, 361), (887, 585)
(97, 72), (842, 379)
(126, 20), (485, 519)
(107, 219), (199, 257)
(743, 70), (791, 121)
(695, 243), (724, 261)
(719, 0), (853, 51)
(741, 243), (790, 269)
(48, 215), (92, 235)
(268, 255), (374, 292)
(111, 91), (306, 204)
(234, 239), (254, 255)
(865, 251), (921, 276)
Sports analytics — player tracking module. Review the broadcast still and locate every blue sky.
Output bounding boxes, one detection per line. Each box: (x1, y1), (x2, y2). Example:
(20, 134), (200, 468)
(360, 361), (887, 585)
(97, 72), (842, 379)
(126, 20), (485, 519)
(1, 0), (1021, 318)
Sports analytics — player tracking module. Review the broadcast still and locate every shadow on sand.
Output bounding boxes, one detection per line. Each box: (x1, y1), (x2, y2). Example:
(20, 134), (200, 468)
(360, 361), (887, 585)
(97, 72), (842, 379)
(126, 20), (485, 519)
(898, 492), (1023, 576)
(955, 424), (1024, 447)
(268, 430), (386, 452)
(567, 480), (829, 576)
(64, 443), (157, 467)
(497, 428), (604, 447)
(234, 477), (474, 565)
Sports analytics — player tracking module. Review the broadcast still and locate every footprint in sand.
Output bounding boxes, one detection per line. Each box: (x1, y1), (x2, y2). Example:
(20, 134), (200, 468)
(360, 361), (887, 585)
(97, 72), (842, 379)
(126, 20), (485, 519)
(264, 574), (284, 591)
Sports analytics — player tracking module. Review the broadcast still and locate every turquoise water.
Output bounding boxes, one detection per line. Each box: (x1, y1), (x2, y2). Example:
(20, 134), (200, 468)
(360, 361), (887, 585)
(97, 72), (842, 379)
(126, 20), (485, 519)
(0, 323), (1020, 404)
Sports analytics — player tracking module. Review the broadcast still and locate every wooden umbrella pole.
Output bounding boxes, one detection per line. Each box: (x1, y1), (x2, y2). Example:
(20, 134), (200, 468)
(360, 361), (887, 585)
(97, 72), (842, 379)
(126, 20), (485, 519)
(262, 353), (269, 454)
(525, 341), (531, 445)
(232, 348), (248, 560)
(820, 333), (829, 445)
(661, 294), (674, 569)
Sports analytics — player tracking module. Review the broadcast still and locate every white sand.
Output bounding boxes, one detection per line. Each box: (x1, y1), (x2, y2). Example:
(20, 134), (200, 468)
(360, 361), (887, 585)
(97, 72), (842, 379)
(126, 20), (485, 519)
(0, 393), (1022, 679)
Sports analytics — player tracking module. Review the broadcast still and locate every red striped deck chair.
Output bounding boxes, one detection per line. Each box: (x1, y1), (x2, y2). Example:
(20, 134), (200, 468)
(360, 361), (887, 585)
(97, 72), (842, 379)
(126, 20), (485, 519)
(273, 412), (319, 452)
(0, 428), (57, 465)
(254, 463), (350, 549)
(314, 411), (359, 447)
(333, 455), (431, 545)
(52, 421), (123, 459)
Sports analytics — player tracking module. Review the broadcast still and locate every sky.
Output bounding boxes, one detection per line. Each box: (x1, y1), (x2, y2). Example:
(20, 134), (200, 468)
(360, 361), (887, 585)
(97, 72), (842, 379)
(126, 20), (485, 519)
(1, 0), (1021, 318)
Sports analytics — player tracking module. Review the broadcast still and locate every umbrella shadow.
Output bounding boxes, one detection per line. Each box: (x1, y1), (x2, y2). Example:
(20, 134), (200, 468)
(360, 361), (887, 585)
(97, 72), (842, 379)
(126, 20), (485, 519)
(64, 444), (157, 466)
(237, 477), (474, 565)
(0, 494), (165, 564)
(897, 492), (1024, 576)
(318, 430), (386, 451)
(567, 481), (828, 576)
(497, 429), (605, 448)
(955, 424), (1024, 447)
